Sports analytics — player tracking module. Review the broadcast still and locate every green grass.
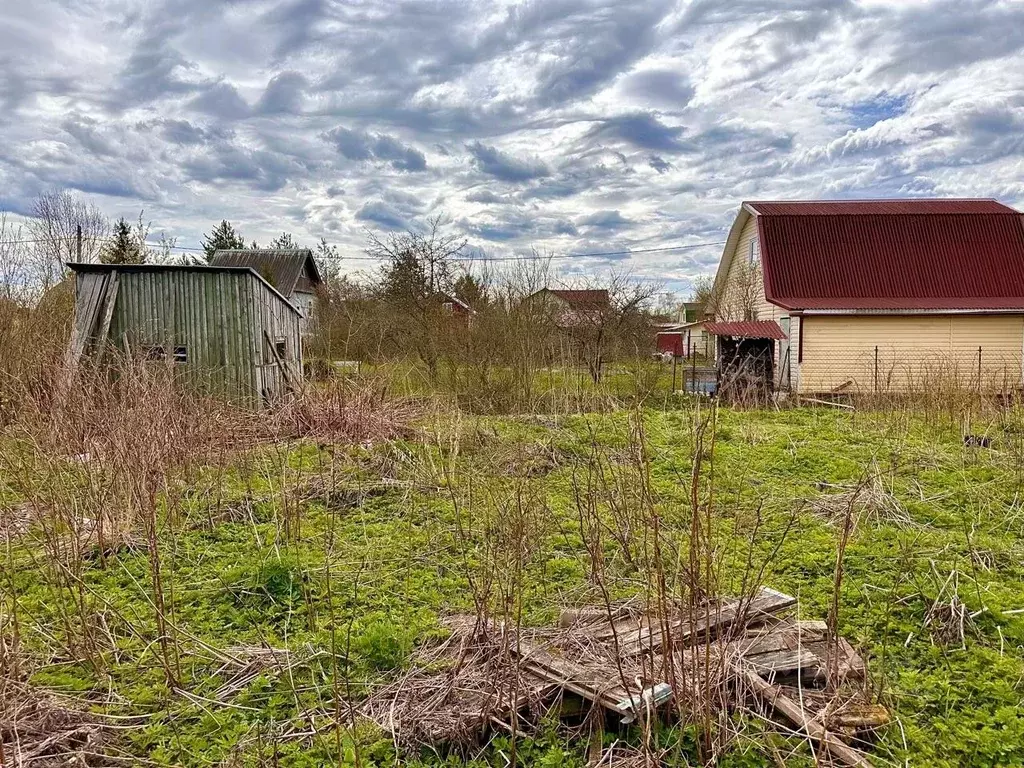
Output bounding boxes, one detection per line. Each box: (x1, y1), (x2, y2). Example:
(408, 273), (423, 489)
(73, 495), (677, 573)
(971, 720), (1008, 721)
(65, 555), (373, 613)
(4, 404), (1024, 766)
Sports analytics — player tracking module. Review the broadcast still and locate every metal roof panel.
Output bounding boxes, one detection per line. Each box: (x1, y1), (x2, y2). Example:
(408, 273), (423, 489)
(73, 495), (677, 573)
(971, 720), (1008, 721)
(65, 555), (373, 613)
(749, 200), (1024, 310)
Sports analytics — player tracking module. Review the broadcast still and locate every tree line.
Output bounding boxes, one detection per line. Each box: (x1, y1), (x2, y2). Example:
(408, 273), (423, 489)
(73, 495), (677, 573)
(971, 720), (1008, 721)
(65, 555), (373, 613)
(308, 216), (661, 406)
(2, 189), (681, 413)
(2, 188), (344, 287)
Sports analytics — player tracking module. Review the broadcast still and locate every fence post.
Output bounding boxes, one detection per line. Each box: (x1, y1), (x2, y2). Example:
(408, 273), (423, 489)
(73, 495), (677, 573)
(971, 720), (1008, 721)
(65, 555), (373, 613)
(691, 342), (697, 393)
(672, 354), (678, 393)
(978, 346), (983, 395)
(874, 345), (879, 393)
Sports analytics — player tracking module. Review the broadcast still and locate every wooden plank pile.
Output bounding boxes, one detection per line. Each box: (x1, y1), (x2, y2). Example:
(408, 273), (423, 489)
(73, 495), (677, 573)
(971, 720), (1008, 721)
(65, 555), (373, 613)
(362, 588), (888, 766)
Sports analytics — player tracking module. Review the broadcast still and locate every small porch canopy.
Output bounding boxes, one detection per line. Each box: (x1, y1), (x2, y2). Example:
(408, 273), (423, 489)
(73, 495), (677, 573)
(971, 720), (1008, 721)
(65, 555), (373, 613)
(704, 320), (786, 339)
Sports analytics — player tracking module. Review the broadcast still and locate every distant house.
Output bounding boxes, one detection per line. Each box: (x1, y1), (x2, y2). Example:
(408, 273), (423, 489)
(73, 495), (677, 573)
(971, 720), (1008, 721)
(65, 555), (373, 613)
(678, 301), (703, 324)
(710, 199), (1024, 393)
(524, 288), (610, 327)
(437, 292), (474, 320)
(655, 320), (710, 358)
(68, 263), (302, 405)
(210, 249), (323, 334)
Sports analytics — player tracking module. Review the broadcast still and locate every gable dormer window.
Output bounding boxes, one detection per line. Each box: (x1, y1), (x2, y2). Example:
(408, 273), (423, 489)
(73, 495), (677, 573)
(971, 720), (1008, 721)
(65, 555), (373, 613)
(749, 238), (760, 267)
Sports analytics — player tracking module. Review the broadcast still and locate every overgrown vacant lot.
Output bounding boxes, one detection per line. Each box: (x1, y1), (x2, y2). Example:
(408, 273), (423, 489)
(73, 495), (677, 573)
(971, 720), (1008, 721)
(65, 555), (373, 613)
(3, 389), (1024, 767)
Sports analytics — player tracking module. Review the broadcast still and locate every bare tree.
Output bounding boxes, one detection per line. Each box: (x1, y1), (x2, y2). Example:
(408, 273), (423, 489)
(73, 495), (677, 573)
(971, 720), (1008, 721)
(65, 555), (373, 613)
(558, 272), (660, 383)
(693, 257), (760, 321)
(368, 216), (466, 296)
(27, 189), (108, 289)
(368, 216), (467, 379)
(690, 274), (719, 318)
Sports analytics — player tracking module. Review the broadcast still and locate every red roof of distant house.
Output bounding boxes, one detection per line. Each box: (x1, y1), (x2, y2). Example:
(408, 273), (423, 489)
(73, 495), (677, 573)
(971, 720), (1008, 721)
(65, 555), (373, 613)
(744, 199), (1024, 311)
(705, 320), (787, 339)
(546, 289), (610, 310)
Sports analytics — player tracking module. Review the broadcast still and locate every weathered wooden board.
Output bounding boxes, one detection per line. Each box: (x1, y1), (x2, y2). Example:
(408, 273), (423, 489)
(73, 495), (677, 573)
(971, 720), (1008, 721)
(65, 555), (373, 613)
(599, 587), (797, 657)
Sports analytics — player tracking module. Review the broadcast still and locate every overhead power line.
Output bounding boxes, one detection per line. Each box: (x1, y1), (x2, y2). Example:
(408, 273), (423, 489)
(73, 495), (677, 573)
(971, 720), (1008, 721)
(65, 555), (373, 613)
(1, 234), (727, 262)
(143, 239), (727, 262)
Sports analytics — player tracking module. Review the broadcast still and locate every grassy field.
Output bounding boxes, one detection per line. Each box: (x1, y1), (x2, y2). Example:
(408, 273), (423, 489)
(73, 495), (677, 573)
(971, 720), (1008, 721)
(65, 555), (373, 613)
(3, 391), (1024, 766)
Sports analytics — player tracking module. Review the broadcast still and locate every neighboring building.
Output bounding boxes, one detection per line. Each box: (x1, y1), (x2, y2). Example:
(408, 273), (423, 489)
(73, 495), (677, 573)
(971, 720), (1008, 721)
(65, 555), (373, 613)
(710, 199), (1024, 394)
(677, 301), (704, 324)
(210, 249), (323, 333)
(437, 292), (475, 321)
(68, 263), (302, 405)
(524, 288), (610, 327)
(655, 326), (685, 356)
(655, 321), (709, 358)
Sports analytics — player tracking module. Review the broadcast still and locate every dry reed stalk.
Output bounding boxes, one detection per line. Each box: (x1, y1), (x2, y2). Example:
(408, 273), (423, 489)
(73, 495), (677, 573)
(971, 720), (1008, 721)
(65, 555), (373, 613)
(811, 463), (912, 531)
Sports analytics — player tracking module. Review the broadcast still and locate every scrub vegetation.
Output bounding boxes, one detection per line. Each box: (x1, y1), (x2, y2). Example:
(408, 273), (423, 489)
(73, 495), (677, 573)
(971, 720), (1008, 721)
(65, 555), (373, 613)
(2, 195), (1023, 766)
(3, 359), (1024, 767)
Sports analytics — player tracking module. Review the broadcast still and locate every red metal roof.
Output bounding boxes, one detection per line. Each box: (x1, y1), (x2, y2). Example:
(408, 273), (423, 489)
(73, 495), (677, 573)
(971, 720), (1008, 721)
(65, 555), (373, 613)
(747, 199), (1024, 310)
(748, 199), (1016, 216)
(705, 320), (787, 339)
(546, 289), (610, 309)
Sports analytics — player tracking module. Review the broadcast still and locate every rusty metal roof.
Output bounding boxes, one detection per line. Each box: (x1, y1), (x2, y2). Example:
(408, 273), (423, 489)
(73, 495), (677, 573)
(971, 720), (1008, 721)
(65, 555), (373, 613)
(210, 249), (322, 296)
(546, 289), (610, 309)
(705, 320), (787, 339)
(746, 199), (1024, 310)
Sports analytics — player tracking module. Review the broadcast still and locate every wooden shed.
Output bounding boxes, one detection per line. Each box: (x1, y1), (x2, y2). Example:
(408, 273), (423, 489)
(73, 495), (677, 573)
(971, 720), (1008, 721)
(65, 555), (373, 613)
(209, 249), (322, 335)
(68, 263), (302, 405)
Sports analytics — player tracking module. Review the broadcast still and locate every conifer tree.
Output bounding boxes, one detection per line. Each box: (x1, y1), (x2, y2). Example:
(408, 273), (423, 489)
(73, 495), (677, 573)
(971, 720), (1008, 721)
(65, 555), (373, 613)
(201, 220), (245, 259)
(269, 232), (296, 249)
(100, 217), (144, 264)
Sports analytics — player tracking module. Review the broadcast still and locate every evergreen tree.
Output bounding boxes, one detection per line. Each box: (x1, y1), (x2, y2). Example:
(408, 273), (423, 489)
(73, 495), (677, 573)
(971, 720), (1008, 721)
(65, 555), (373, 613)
(379, 248), (429, 304)
(101, 217), (144, 264)
(315, 237), (339, 279)
(269, 232), (296, 249)
(201, 220), (245, 259)
(453, 272), (486, 308)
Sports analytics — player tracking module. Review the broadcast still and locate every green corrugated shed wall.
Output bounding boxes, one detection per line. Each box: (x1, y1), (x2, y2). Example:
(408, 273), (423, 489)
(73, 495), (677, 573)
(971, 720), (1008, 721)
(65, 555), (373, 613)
(71, 265), (301, 406)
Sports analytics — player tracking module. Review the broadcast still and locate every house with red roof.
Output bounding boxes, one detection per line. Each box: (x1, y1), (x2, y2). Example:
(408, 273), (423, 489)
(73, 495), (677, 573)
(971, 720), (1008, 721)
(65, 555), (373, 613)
(524, 288), (611, 328)
(709, 199), (1024, 394)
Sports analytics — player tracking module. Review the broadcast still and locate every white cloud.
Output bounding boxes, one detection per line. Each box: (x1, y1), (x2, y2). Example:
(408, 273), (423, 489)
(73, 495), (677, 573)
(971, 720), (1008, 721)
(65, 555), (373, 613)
(0, 0), (1022, 292)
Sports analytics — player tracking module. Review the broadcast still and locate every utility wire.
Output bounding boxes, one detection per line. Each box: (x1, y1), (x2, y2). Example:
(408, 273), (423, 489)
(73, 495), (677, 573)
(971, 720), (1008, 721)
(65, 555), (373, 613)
(1, 234), (727, 262)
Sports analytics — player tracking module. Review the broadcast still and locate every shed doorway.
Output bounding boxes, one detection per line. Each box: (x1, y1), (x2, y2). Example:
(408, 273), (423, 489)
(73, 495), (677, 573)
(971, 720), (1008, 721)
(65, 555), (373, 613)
(704, 320), (788, 403)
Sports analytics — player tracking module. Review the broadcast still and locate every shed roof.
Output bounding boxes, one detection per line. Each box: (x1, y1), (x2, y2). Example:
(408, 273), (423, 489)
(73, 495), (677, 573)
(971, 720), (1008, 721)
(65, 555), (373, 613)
(209, 249), (322, 296)
(67, 262), (301, 314)
(705, 320), (787, 339)
(733, 199), (1024, 311)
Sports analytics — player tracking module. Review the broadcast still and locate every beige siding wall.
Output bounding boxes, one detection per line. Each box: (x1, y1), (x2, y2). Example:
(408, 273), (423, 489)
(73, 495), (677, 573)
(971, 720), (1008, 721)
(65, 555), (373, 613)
(718, 215), (779, 322)
(789, 316), (802, 391)
(798, 315), (1024, 393)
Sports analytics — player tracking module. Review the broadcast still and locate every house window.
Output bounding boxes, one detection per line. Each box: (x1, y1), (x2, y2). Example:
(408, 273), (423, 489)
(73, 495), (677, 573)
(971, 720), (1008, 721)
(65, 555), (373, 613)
(442, 301), (454, 313)
(275, 337), (288, 360)
(144, 345), (166, 361)
(173, 346), (188, 363)
(748, 238), (760, 267)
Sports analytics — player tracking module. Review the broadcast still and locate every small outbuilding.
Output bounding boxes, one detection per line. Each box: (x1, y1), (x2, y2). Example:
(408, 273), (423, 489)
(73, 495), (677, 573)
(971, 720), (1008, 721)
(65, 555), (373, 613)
(705, 320), (788, 397)
(210, 248), (323, 334)
(68, 262), (302, 405)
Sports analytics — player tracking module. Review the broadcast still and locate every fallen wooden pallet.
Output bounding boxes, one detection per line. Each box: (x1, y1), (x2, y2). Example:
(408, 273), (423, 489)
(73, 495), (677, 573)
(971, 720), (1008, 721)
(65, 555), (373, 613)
(362, 587), (884, 767)
(593, 587), (797, 657)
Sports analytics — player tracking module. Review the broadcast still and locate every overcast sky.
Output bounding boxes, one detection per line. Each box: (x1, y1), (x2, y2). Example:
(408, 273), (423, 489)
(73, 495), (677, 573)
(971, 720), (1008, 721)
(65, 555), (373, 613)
(2, 0), (1023, 290)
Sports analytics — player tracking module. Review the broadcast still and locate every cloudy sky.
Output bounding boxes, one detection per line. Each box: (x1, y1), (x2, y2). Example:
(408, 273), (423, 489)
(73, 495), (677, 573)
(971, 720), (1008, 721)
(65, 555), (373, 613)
(2, 0), (1023, 291)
